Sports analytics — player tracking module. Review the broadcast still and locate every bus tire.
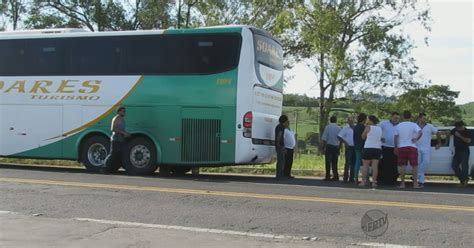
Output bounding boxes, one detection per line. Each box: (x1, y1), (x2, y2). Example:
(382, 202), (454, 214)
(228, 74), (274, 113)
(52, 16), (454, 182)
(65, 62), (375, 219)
(80, 135), (110, 173)
(170, 166), (192, 176)
(123, 137), (158, 175)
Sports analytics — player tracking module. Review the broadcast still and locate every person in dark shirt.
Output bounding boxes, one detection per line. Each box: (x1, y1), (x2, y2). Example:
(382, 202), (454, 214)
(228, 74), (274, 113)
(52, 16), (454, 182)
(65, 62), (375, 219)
(101, 106), (130, 174)
(353, 113), (367, 184)
(378, 112), (400, 186)
(450, 120), (471, 187)
(275, 115), (289, 179)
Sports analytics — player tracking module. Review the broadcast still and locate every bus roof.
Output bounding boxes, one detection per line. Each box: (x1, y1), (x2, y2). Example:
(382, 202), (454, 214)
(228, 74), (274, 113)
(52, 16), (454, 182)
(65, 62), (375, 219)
(0, 28), (90, 35)
(0, 25), (252, 40)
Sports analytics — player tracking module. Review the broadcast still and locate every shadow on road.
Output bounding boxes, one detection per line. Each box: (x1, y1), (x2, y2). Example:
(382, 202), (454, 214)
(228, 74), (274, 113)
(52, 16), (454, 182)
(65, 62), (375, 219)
(1, 163), (473, 195)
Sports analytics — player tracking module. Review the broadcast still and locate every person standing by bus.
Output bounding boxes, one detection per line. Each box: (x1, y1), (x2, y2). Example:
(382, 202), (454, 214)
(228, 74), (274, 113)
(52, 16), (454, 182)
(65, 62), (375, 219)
(416, 113), (441, 187)
(275, 115), (289, 179)
(378, 112), (400, 185)
(101, 107), (130, 174)
(360, 115), (383, 188)
(338, 116), (355, 183)
(284, 125), (296, 179)
(395, 110), (422, 189)
(450, 120), (471, 187)
(353, 113), (367, 184)
(322, 116), (341, 181)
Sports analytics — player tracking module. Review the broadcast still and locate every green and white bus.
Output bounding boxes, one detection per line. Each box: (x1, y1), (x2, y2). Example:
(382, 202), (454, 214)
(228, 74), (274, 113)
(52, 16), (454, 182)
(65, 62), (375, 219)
(0, 25), (284, 175)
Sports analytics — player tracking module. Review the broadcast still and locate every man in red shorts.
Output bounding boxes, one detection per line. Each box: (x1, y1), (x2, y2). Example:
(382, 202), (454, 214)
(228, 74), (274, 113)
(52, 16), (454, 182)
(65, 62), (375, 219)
(394, 110), (422, 188)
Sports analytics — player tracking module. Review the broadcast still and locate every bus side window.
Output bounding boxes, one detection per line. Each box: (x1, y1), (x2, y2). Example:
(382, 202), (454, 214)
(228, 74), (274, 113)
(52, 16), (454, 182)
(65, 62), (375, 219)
(70, 36), (120, 75)
(26, 38), (70, 75)
(123, 36), (164, 75)
(0, 40), (26, 76)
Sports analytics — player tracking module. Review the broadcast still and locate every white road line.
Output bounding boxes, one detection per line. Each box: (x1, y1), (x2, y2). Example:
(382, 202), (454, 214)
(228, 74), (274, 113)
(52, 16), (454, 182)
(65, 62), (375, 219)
(355, 242), (425, 248)
(0, 210), (16, 215)
(74, 217), (312, 241)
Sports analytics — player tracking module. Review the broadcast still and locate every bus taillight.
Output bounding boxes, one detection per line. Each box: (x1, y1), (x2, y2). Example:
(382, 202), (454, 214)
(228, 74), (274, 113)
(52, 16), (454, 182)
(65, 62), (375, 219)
(243, 111), (252, 138)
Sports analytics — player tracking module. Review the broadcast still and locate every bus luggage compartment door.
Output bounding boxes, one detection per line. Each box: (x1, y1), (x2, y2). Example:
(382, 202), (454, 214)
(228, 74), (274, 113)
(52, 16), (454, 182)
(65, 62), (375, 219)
(1, 105), (62, 157)
(180, 108), (222, 163)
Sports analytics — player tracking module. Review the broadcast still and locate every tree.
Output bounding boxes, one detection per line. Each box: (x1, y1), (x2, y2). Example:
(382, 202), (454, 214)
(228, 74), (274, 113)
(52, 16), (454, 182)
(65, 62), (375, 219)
(190, 0), (294, 31)
(27, 0), (174, 31)
(134, 0), (173, 29)
(175, 0), (198, 28)
(395, 85), (462, 125)
(273, 1), (431, 136)
(25, 1), (81, 29)
(1, 0), (27, 30)
(28, 0), (134, 31)
(350, 91), (397, 118)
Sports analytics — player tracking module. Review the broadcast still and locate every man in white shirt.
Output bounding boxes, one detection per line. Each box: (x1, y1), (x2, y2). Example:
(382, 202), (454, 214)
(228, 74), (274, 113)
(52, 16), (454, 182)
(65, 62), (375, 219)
(378, 112), (400, 185)
(416, 113), (441, 187)
(338, 116), (355, 183)
(322, 116), (341, 181)
(395, 110), (422, 188)
(284, 127), (296, 179)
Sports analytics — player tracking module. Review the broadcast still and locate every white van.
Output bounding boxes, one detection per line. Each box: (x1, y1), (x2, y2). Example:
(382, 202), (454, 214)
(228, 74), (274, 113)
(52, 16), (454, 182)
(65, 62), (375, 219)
(411, 127), (474, 176)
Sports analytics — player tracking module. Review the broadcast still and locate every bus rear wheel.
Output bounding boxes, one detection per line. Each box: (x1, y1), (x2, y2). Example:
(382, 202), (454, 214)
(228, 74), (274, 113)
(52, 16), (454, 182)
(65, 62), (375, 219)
(80, 135), (110, 173)
(123, 137), (158, 175)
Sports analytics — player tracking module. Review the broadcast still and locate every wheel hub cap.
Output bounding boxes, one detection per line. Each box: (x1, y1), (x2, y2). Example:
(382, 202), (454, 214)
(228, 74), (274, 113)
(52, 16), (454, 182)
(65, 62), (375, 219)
(130, 145), (151, 168)
(87, 143), (107, 167)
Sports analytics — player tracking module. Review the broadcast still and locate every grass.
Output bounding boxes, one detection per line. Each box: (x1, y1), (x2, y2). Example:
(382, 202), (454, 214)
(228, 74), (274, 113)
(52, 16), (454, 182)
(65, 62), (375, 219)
(0, 154), (326, 170)
(200, 154), (327, 176)
(0, 157), (82, 167)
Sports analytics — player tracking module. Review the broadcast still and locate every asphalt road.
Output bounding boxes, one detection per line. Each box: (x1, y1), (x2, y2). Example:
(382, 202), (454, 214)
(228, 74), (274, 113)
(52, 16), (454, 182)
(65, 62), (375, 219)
(0, 164), (473, 247)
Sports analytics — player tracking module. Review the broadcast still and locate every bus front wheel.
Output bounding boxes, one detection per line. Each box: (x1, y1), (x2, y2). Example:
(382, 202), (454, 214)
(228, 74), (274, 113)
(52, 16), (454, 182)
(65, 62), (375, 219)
(80, 135), (110, 173)
(123, 137), (158, 175)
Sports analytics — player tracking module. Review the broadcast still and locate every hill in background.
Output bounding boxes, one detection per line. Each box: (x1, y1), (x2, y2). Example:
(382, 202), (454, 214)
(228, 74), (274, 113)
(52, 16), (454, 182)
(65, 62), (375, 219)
(459, 102), (474, 126)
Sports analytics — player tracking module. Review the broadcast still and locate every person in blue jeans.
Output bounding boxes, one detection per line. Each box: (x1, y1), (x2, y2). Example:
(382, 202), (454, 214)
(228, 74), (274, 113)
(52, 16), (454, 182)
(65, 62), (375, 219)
(353, 113), (367, 184)
(338, 116), (356, 183)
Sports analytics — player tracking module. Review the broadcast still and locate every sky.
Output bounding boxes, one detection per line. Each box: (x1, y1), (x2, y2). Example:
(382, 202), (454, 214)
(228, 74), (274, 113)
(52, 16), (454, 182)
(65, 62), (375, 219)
(284, 0), (473, 105)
